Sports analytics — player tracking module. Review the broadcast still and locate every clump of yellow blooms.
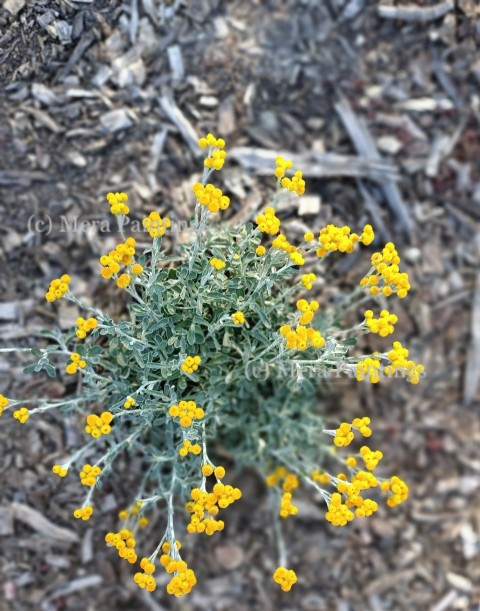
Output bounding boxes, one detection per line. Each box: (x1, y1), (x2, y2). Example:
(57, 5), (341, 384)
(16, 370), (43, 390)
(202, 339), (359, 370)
(73, 505), (93, 521)
(193, 183), (230, 213)
(256, 207), (281, 234)
(142, 211), (172, 238)
(231, 311), (245, 325)
(364, 309), (398, 337)
(52, 464), (68, 477)
(106, 192), (129, 215)
(181, 355), (201, 374)
(198, 133), (226, 170)
(159, 542), (197, 597)
(333, 417), (372, 447)
(105, 529), (138, 564)
(99, 237), (136, 280)
(273, 567), (297, 592)
(0, 394), (9, 416)
(316, 224), (374, 257)
(209, 257), (226, 270)
(76, 317), (98, 339)
(289, 251), (305, 266)
(169, 400), (204, 428)
(360, 242), (410, 298)
(179, 440), (201, 457)
(356, 356), (381, 383)
(301, 272), (316, 290)
(13, 407), (29, 423)
(296, 298), (319, 325)
(85, 412), (113, 438)
(274, 156), (293, 179)
(134, 557), (157, 592)
(385, 341), (425, 384)
(311, 469), (330, 484)
(185, 474), (241, 535)
(360, 446), (383, 471)
(272, 233), (296, 253)
(79, 464), (101, 486)
(381, 476), (409, 507)
(123, 396), (136, 409)
(66, 352), (87, 375)
(279, 324), (325, 350)
(274, 156), (306, 195)
(45, 274), (71, 302)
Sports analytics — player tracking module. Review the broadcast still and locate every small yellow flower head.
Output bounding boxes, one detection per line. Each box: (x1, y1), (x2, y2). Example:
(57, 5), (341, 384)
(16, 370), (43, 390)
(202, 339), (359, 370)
(105, 528), (137, 564)
(255, 245), (266, 256)
(280, 169), (305, 195)
(311, 469), (330, 484)
(279, 491), (298, 518)
(289, 251), (305, 266)
(352, 416), (372, 437)
(304, 231), (315, 242)
(202, 464), (214, 476)
(116, 273), (131, 289)
(363, 241), (411, 298)
(138, 516), (149, 528)
(325, 492), (355, 526)
(66, 352), (87, 375)
(193, 183), (230, 213)
(143, 211), (171, 238)
(75, 317), (98, 339)
(106, 192), (129, 216)
(384, 341), (425, 384)
(273, 567), (297, 592)
(301, 273), (316, 290)
(131, 263), (143, 275)
(360, 446), (383, 471)
(231, 311), (245, 325)
(0, 394), (9, 416)
(317, 224), (362, 257)
(181, 355), (201, 374)
(383, 475), (409, 507)
(364, 309), (398, 337)
(84, 411), (113, 438)
(99, 237), (136, 279)
(123, 396), (136, 409)
(199, 133), (227, 169)
(333, 422), (355, 447)
(166, 567), (197, 597)
(281, 325), (324, 351)
(79, 464), (101, 486)
(256, 207), (280, 235)
(52, 464), (68, 477)
(45, 274), (71, 302)
(274, 156), (293, 180)
(169, 400), (204, 428)
(209, 257), (226, 270)
(73, 505), (93, 521)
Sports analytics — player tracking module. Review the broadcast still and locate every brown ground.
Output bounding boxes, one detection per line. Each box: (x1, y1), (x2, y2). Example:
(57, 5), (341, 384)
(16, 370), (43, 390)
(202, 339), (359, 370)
(1, 1), (480, 610)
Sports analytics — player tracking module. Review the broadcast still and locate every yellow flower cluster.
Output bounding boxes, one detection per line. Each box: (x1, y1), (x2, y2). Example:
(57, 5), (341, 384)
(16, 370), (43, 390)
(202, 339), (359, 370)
(290, 251), (305, 266)
(231, 311), (245, 325)
(201, 464), (225, 478)
(193, 183), (230, 213)
(311, 469), (330, 484)
(169, 401), (204, 428)
(106, 192), (129, 215)
(281, 170), (305, 195)
(280, 492), (298, 518)
(256, 207), (280, 234)
(123, 396), (136, 409)
(381, 475), (409, 507)
(73, 505), (93, 520)
(52, 464), (68, 477)
(360, 446), (383, 471)
(118, 501), (147, 525)
(45, 274), (71, 302)
(75, 317), (98, 339)
(274, 156), (293, 179)
(356, 357), (381, 383)
(186, 480), (241, 534)
(160, 542), (197, 597)
(333, 417), (372, 447)
(181, 355), (201, 374)
(13, 407), (29, 424)
(142, 211), (171, 238)
(198, 133), (226, 169)
(209, 257), (226, 270)
(265, 467), (300, 518)
(360, 242), (410, 298)
(325, 492), (355, 526)
(79, 464), (101, 486)
(385, 341), (424, 384)
(255, 245), (266, 256)
(85, 411), (113, 438)
(0, 394), (8, 416)
(296, 299), (319, 325)
(364, 309), (398, 337)
(273, 567), (297, 592)
(105, 528), (137, 564)
(301, 273), (316, 290)
(100, 237), (136, 280)
(179, 440), (201, 457)
(134, 557), (157, 592)
(272, 233), (296, 253)
(279, 324), (325, 350)
(316, 224), (374, 257)
(66, 352), (86, 375)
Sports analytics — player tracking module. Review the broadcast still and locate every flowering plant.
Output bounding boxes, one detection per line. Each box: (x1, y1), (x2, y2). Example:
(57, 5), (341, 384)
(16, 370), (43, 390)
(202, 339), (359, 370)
(1, 133), (423, 596)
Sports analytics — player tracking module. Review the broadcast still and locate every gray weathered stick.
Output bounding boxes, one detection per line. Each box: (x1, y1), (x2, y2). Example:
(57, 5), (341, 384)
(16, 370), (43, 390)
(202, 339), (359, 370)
(378, 0), (454, 22)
